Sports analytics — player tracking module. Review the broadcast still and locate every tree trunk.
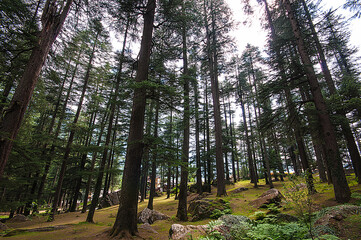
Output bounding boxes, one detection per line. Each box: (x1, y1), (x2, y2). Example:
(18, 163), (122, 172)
(70, 112), (95, 212)
(177, 7), (190, 219)
(205, 78), (212, 193)
(51, 29), (99, 220)
(203, 0), (226, 196)
(283, 0), (350, 202)
(302, 0), (361, 182)
(87, 19), (129, 223)
(0, 0), (73, 177)
(140, 102), (155, 202)
(238, 89), (257, 188)
(193, 78), (203, 194)
(147, 100), (160, 210)
(81, 106), (109, 213)
(166, 108), (173, 199)
(37, 54), (81, 201)
(110, 0), (156, 236)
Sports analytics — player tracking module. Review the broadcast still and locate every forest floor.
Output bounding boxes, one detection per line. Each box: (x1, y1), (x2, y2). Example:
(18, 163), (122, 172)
(1, 174), (361, 240)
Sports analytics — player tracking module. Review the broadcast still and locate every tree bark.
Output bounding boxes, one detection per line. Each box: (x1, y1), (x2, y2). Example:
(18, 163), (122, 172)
(193, 78), (203, 194)
(203, 0), (226, 196)
(110, 0), (156, 236)
(87, 18), (129, 223)
(0, 0), (73, 177)
(301, 0), (361, 182)
(283, 0), (350, 202)
(177, 6), (190, 219)
(147, 99), (160, 210)
(238, 88), (257, 188)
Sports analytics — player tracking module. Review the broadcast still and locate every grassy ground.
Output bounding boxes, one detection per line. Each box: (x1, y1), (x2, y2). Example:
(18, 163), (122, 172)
(1, 175), (361, 239)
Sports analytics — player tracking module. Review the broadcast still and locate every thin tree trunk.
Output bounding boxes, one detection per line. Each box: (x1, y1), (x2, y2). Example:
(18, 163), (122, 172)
(222, 95), (230, 182)
(147, 99), (160, 210)
(37, 53), (81, 201)
(140, 100), (155, 202)
(166, 108), (173, 199)
(193, 78), (203, 194)
(205, 78), (212, 193)
(81, 106), (109, 213)
(238, 85), (257, 187)
(87, 19), (129, 223)
(70, 111), (95, 212)
(51, 30), (99, 220)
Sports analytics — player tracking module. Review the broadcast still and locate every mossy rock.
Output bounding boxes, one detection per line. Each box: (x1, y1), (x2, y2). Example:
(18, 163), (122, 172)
(188, 199), (230, 221)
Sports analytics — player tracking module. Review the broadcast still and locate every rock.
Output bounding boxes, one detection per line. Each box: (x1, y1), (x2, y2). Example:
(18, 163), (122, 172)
(139, 223), (158, 234)
(188, 199), (230, 221)
(100, 191), (121, 208)
(8, 214), (30, 223)
(188, 192), (212, 203)
(249, 188), (284, 208)
(314, 205), (361, 226)
(313, 205), (361, 237)
(137, 208), (170, 224)
(218, 215), (251, 226)
(0, 222), (8, 231)
(169, 224), (206, 240)
(229, 187), (249, 194)
(108, 191), (121, 205)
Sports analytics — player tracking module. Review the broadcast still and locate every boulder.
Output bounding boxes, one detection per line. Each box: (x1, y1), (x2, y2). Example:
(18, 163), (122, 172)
(139, 223), (158, 234)
(137, 208), (170, 224)
(229, 187), (249, 194)
(206, 215), (252, 239)
(314, 205), (361, 230)
(312, 205), (361, 238)
(218, 214), (251, 226)
(169, 224), (206, 240)
(100, 191), (121, 208)
(108, 191), (121, 205)
(188, 199), (230, 221)
(249, 188), (284, 208)
(8, 214), (30, 223)
(188, 192), (212, 203)
(0, 222), (8, 231)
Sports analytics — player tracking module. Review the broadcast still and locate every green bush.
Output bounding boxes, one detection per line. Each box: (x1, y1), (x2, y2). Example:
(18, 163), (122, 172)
(251, 211), (266, 220)
(210, 208), (232, 219)
(267, 203), (281, 214)
(245, 223), (308, 240)
(210, 209), (224, 219)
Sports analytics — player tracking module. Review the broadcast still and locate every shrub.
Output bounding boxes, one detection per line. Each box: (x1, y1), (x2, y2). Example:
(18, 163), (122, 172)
(267, 203), (281, 214)
(251, 211), (266, 220)
(245, 222), (308, 240)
